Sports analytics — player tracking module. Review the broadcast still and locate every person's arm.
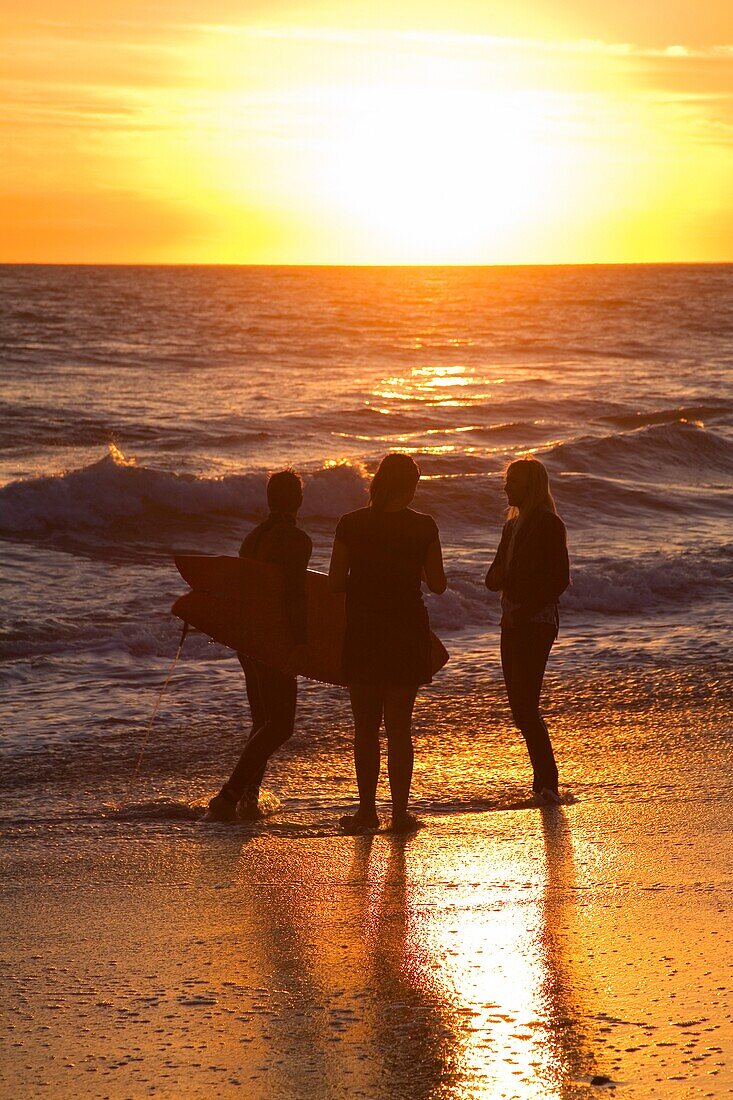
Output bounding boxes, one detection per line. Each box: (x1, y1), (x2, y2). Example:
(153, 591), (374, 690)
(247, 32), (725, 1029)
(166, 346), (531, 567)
(423, 538), (447, 594)
(549, 517), (570, 599)
(485, 527), (508, 590)
(328, 537), (349, 593)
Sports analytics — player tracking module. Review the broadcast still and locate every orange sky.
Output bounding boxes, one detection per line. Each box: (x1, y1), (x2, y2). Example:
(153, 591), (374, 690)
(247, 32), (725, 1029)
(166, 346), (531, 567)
(1, 0), (732, 263)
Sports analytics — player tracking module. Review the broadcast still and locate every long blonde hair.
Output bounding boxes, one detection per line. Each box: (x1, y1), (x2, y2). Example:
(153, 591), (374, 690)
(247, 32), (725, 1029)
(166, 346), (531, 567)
(505, 456), (558, 520)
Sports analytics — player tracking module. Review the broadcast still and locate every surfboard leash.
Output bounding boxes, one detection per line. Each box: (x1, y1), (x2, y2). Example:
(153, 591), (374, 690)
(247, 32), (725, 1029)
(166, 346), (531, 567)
(118, 620), (189, 810)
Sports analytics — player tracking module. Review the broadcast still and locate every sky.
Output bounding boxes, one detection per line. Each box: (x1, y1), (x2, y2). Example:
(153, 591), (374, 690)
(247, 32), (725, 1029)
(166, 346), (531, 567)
(1, 0), (732, 263)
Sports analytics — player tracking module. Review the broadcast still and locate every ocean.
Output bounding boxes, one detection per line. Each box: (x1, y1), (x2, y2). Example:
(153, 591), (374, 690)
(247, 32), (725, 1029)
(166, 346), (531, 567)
(1, 263), (732, 827)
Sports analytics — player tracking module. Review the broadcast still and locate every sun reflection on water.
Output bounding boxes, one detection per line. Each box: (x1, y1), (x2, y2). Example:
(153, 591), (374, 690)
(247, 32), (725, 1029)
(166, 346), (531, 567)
(372, 364), (498, 408)
(402, 835), (570, 1096)
(212, 813), (590, 1098)
(351, 816), (588, 1098)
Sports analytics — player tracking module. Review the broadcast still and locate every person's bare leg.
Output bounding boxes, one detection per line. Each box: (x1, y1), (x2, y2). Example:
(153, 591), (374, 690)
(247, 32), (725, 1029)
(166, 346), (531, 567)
(383, 685), (418, 830)
(341, 684), (383, 831)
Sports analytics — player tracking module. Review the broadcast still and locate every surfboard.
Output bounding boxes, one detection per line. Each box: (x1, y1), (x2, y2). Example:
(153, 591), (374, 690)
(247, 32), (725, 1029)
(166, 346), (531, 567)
(171, 554), (449, 687)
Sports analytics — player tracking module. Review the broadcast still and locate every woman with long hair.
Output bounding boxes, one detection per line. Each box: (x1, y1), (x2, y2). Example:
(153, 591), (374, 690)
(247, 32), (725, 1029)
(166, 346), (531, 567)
(329, 453), (447, 833)
(485, 456), (570, 803)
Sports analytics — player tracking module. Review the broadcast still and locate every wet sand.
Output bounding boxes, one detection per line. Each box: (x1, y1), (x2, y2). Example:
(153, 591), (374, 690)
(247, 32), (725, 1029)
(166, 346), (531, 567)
(2, 798), (731, 1099)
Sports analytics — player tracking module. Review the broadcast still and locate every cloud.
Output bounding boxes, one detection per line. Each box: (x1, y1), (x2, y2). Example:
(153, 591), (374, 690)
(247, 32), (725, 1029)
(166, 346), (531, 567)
(3, 20), (732, 151)
(204, 23), (733, 61)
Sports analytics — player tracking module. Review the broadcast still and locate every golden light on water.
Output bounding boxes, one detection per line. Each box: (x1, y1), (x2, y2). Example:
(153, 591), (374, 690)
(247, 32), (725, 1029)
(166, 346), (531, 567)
(373, 365), (496, 407)
(212, 812), (590, 1098)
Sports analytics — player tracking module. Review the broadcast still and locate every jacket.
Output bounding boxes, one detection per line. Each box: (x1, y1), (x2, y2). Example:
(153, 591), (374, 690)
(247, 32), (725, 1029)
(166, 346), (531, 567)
(485, 507), (570, 625)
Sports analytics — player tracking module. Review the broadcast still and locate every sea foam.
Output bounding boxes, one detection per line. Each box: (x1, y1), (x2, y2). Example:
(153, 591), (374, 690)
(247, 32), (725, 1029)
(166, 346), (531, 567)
(0, 447), (369, 535)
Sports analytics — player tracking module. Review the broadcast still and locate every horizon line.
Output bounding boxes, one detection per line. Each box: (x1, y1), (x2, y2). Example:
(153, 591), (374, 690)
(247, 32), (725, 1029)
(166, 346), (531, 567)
(2, 260), (733, 269)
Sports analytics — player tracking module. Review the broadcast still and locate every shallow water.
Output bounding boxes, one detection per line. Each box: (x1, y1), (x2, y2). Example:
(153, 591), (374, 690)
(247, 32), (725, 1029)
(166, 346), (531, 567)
(1, 263), (732, 822)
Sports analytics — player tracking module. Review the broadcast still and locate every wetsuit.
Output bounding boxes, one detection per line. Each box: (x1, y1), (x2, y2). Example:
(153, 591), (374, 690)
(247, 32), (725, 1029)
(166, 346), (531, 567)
(219, 512), (312, 805)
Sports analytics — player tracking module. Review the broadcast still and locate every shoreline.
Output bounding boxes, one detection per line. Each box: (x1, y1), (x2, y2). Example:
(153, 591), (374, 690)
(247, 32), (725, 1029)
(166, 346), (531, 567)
(2, 798), (730, 1099)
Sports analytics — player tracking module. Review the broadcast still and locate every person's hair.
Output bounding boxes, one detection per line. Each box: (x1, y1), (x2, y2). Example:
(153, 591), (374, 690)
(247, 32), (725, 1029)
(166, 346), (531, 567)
(505, 456), (558, 519)
(369, 453), (421, 511)
(267, 468), (303, 513)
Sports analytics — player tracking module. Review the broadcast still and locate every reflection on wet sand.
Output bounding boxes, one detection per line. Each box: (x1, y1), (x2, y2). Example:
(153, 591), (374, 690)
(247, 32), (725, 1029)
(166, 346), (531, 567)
(348, 836), (455, 1097)
(399, 811), (590, 1098)
(537, 806), (595, 1093)
(216, 812), (592, 1099)
(200, 837), (335, 1097)
(222, 835), (454, 1098)
(4, 795), (729, 1097)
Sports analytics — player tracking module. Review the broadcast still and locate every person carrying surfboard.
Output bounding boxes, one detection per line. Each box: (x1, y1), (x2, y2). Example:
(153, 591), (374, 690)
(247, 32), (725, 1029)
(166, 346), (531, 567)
(206, 469), (312, 822)
(329, 453), (447, 834)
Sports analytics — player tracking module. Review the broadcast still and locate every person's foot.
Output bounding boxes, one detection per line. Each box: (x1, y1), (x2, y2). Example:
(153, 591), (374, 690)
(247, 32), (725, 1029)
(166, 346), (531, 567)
(534, 787), (561, 806)
(388, 812), (422, 834)
(204, 790), (238, 822)
(339, 809), (380, 834)
(237, 788), (263, 820)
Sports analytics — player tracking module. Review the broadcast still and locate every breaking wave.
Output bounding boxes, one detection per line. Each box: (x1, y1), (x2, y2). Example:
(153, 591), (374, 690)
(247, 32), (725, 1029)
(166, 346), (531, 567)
(543, 419), (733, 481)
(2, 414), (732, 544)
(425, 542), (733, 631)
(0, 447), (369, 537)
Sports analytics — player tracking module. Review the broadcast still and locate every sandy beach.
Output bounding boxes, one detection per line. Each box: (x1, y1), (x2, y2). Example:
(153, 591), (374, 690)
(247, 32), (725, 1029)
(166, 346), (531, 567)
(2, 791), (731, 1099)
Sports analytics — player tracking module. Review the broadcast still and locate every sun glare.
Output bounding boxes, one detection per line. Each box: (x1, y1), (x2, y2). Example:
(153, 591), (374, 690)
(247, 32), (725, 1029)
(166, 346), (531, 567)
(317, 86), (577, 261)
(184, 28), (680, 264)
(3, 16), (733, 262)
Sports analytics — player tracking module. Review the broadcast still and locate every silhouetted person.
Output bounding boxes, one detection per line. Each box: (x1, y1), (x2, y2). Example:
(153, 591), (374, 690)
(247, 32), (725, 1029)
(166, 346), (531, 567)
(329, 453), (446, 833)
(485, 456), (569, 803)
(206, 469), (312, 822)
